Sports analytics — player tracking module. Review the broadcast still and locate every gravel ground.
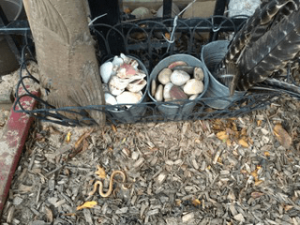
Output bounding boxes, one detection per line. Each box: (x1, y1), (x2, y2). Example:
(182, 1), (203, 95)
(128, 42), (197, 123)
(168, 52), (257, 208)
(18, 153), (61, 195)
(1, 93), (300, 225)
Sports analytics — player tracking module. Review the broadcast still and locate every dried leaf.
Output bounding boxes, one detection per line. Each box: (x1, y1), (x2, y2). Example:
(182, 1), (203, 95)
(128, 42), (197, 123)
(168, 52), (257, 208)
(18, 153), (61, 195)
(175, 199), (181, 206)
(111, 124), (117, 132)
(284, 205), (293, 211)
(216, 131), (228, 141)
(45, 206), (53, 222)
(273, 124), (292, 148)
(65, 132), (72, 143)
(257, 120), (262, 126)
(264, 151), (270, 157)
(241, 128), (247, 136)
(226, 139), (232, 147)
(254, 180), (264, 186)
(95, 166), (106, 179)
(251, 171), (258, 181)
(76, 201), (97, 211)
(251, 192), (264, 199)
(239, 139), (249, 148)
(165, 32), (171, 40)
(75, 129), (94, 149)
(192, 199), (201, 207)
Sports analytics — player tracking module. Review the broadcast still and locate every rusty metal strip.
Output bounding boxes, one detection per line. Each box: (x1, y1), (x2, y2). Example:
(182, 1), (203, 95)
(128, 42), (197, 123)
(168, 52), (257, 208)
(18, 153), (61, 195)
(0, 88), (39, 217)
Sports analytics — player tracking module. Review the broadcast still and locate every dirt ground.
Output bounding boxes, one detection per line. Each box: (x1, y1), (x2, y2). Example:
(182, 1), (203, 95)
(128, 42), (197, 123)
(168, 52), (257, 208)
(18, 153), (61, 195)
(1, 88), (300, 224)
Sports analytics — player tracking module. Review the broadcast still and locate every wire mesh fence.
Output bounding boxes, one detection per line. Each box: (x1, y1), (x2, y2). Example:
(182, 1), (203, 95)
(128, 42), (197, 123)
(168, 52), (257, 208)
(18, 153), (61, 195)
(13, 16), (284, 126)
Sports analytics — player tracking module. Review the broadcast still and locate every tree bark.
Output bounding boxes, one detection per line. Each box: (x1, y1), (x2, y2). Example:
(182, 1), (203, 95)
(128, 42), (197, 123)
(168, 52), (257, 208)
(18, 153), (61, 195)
(23, 0), (105, 125)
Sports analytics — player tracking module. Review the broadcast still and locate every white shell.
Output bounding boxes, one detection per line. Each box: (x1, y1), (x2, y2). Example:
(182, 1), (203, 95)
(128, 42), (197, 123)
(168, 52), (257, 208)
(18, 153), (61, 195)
(189, 94), (198, 100)
(109, 76), (128, 96)
(131, 7), (151, 19)
(155, 84), (163, 101)
(158, 68), (172, 85)
(163, 82), (173, 100)
(105, 92), (117, 105)
(183, 79), (204, 95)
(127, 79), (147, 92)
(194, 67), (204, 81)
(120, 53), (138, 69)
(170, 70), (190, 86)
(100, 62), (113, 83)
(112, 56), (124, 67)
(116, 91), (143, 108)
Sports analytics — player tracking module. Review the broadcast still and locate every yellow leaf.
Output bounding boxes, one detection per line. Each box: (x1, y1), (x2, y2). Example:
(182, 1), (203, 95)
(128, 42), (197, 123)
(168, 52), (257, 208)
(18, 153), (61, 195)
(239, 139), (249, 148)
(76, 201), (97, 211)
(95, 166), (106, 179)
(65, 132), (72, 143)
(207, 165), (211, 170)
(192, 199), (201, 207)
(264, 151), (270, 157)
(273, 124), (292, 149)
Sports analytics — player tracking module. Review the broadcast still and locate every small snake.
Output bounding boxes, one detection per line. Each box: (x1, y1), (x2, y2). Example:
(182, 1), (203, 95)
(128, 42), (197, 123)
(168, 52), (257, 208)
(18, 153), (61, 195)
(88, 170), (126, 197)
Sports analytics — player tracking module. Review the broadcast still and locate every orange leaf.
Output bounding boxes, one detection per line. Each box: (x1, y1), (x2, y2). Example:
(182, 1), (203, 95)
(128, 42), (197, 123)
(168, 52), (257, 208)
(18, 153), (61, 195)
(95, 166), (106, 179)
(76, 201), (97, 211)
(192, 199), (201, 207)
(273, 124), (292, 149)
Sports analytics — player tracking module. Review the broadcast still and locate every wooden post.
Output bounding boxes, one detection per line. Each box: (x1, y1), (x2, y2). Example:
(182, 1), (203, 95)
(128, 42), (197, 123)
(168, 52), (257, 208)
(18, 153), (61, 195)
(23, 0), (105, 125)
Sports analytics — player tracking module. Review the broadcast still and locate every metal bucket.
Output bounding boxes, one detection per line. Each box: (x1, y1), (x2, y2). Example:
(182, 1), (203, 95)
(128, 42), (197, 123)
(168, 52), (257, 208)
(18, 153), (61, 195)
(201, 40), (245, 109)
(148, 54), (209, 120)
(0, 0), (25, 76)
(105, 56), (149, 123)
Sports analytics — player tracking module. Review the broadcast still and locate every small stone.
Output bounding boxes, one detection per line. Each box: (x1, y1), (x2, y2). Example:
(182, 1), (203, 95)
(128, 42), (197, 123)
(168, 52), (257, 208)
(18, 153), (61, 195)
(234, 213), (245, 222)
(13, 196), (23, 206)
(131, 151), (139, 160)
(170, 85), (188, 100)
(182, 212), (194, 223)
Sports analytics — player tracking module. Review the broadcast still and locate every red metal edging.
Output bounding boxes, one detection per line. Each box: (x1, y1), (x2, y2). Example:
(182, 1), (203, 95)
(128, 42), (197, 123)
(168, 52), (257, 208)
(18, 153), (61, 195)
(0, 88), (39, 217)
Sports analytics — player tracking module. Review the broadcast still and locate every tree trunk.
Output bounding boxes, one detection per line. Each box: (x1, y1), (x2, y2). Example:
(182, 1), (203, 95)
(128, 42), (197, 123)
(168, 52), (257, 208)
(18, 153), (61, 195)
(23, 0), (105, 125)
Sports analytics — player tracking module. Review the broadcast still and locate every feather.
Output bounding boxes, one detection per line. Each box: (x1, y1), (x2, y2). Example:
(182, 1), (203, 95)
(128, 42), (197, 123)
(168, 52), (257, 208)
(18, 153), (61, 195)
(236, 8), (300, 91)
(215, 0), (300, 95)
